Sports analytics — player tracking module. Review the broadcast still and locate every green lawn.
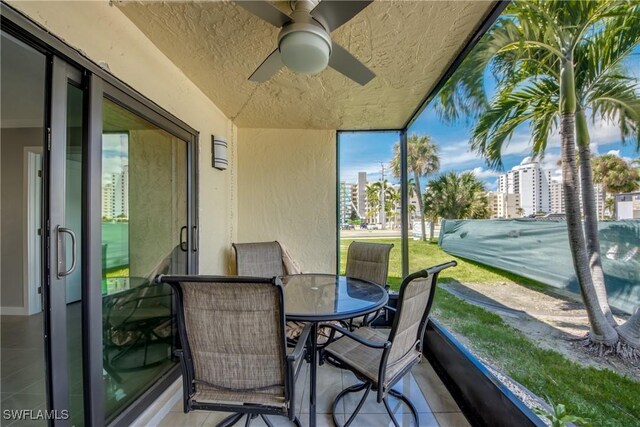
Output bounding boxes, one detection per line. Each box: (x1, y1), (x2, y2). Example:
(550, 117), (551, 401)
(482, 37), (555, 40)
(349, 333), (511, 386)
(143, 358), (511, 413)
(340, 238), (640, 427)
(339, 238), (546, 290)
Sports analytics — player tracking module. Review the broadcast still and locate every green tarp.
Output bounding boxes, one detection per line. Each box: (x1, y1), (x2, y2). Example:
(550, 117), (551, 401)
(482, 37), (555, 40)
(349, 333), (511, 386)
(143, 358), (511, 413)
(439, 219), (640, 315)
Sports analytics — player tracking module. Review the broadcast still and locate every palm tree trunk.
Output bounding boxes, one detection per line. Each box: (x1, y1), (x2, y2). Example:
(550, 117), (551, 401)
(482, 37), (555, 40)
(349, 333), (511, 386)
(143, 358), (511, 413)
(576, 108), (617, 328)
(414, 172), (426, 241)
(617, 308), (640, 351)
(560, 58), (618, 345)
(429, 219), (435, 240)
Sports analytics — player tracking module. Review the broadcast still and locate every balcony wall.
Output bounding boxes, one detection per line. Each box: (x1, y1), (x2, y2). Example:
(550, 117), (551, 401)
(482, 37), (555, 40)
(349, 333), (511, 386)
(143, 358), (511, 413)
(8, 0), (237, 274)
(237, 128), (337, 273)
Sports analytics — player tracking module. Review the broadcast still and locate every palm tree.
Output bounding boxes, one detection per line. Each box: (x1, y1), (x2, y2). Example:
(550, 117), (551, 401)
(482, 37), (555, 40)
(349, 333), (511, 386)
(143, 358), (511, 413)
(390, 134), (440, 240)
(365, 184), (380, 224)
(593, 154), (640, 217)
(423, 172), (491, 221)
(384, 187), (401, 228)
(435, 0), (640, 354)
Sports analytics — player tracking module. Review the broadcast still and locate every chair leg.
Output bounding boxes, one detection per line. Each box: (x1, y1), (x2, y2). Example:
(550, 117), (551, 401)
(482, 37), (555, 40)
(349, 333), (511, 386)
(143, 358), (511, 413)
(216, 413), (245, 427)
(244, 414), (259, 427)
(388, 388), (420, 426)
(332, 382), (371, 427)
(260, 414), (275, 427)
(383, 397), (401, 427)
(292, 416), (303, 427)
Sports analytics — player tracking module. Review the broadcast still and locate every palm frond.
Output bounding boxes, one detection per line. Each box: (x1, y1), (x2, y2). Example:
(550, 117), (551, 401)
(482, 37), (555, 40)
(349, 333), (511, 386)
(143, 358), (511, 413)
(471, 78), (558, 169)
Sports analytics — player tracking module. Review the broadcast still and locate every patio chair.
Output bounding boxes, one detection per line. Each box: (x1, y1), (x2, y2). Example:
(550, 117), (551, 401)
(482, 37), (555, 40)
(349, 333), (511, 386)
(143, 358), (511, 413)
(321, 261), (457, 427)
(233, 241), (314, 344)
(232, 241), (285, 276)
(344, 241), (394, 328)
(155, 274), (310, 427)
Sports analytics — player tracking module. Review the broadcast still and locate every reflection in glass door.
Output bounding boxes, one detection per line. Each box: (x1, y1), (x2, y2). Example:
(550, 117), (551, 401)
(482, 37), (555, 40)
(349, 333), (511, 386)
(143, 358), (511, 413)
(0, 30), (48, 427)
(101, 98), (188, 421)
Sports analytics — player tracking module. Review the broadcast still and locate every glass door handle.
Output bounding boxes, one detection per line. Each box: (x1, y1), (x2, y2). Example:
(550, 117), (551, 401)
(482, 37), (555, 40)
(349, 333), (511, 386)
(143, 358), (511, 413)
(180, 226), (188, 252)
(192, 226), (198, 252)
(57, 226), (77, 278)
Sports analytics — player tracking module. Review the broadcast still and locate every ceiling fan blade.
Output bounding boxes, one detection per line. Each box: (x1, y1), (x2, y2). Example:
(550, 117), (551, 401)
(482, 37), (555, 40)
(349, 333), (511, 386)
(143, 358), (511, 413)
(249, 48), (284, 82)
(311, 0), (373, 32)
(235, 1), (291, 28)
(329, 42), (375, 86)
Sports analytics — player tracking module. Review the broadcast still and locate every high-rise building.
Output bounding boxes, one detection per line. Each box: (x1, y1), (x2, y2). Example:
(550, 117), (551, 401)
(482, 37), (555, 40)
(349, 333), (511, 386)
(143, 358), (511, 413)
(350, 184), (359, 217)
(487, 191), (521, 218)
(547, 179), (607, 217)
(102, 183), (114, 219)
(550, 180), (564, 214)
(339, 181), (354, 224)
(498, 158), (550, 216)
(357, 172), (367, 218)
(109, 164), (129, 218)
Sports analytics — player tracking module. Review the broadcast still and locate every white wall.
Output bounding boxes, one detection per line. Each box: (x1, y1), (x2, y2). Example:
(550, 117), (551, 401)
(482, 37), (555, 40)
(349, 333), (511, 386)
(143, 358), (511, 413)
(237, 128), (337, 274)
(0, 129), (40, 309)
(8, 0), (237, 274)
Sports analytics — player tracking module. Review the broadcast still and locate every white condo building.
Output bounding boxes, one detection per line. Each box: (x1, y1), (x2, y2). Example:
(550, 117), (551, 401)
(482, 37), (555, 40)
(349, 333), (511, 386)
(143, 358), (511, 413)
(487, 192), (521, 218)
(498, 158), (551, 216)
(102, 165), (129, 219)
(549, 180), (564, 214)
(339, 181), (352, 224)
(102, 183), (114, 218)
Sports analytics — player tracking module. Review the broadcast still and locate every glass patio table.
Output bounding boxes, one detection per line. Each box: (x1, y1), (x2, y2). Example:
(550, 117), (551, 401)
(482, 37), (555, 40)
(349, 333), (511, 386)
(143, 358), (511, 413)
(282, 274), (388, 427)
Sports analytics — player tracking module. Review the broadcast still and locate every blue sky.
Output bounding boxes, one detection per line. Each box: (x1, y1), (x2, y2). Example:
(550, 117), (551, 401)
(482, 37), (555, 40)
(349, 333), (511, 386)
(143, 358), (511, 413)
(340, 51), (640, 191)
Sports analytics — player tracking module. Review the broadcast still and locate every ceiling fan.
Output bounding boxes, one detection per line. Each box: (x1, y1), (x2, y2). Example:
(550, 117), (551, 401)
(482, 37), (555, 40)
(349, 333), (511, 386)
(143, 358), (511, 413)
(236, 0), (375, 85)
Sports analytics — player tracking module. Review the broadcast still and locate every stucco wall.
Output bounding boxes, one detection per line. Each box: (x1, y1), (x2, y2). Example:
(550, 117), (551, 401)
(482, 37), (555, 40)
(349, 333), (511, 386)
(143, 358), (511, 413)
(128, 129), (187, 278)
(8, 1), (237, 273)
(237, 129), (337, 274)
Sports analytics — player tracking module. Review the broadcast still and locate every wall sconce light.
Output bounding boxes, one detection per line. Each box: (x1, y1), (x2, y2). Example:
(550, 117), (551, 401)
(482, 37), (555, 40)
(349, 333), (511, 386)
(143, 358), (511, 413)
(212, 135), (228, 170)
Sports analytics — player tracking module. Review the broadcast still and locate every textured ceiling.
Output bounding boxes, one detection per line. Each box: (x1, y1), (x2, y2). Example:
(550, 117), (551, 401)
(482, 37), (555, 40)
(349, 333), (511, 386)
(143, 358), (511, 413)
(116, 1), (497, 130)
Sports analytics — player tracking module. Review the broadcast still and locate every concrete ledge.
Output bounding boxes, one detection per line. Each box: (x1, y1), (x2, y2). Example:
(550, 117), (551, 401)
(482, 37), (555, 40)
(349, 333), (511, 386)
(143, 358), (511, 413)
(423, 319), (545, 427)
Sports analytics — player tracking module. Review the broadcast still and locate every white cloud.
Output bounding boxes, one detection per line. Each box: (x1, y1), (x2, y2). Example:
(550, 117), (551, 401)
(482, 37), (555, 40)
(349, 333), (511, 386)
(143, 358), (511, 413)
(466, 166), (501, 179)
(607, 149), (621, 157)
(539, 152), (563, 181)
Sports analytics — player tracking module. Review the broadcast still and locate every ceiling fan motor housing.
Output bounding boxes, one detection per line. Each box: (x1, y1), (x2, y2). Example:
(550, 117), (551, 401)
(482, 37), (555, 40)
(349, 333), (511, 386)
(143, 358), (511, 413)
(277, 8), (332, 74)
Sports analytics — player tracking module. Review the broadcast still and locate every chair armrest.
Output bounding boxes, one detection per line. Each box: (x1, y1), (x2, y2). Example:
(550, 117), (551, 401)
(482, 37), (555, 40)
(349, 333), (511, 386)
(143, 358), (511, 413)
(384, 305), (396, 313)
(319, 323), (389, 349)
(287, 323), (312, 363)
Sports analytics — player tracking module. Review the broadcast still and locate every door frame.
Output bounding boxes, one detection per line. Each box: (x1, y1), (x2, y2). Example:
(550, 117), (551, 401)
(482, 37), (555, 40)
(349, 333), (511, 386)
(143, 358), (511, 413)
(46, 55), (84, 427)
(24, 147), (43, 315)
(2, 6), (200, 426)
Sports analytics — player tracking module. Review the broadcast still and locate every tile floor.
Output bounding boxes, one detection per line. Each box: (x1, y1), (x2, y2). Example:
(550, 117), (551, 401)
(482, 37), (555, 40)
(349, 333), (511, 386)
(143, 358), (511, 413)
(155, 361), (470, 427)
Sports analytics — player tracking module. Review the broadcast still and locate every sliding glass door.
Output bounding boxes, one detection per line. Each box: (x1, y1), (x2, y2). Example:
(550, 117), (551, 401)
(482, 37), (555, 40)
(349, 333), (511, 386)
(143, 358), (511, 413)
(47, 56), (90, 426)
(1, 28), (197, 427)
(0, 30), (49, 427)
(100, 95), (190, 422)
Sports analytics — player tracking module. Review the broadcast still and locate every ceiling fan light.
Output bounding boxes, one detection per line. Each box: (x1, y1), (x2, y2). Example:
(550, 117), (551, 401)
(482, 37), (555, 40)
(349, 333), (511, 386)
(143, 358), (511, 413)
(279, 31), (331, 74)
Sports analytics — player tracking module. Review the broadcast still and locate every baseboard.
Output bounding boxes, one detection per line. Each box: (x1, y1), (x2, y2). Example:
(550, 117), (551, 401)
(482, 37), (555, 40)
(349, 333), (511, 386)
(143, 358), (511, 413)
(1, 306), (28, 315)
(129, 378), (181, 427)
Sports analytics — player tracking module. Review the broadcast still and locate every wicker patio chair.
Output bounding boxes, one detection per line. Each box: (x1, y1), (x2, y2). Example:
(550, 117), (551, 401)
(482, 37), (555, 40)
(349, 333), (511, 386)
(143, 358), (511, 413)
(155, 275), (310, 427)
(321, 261), (457, 427)
(344, 241), (394, 328)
